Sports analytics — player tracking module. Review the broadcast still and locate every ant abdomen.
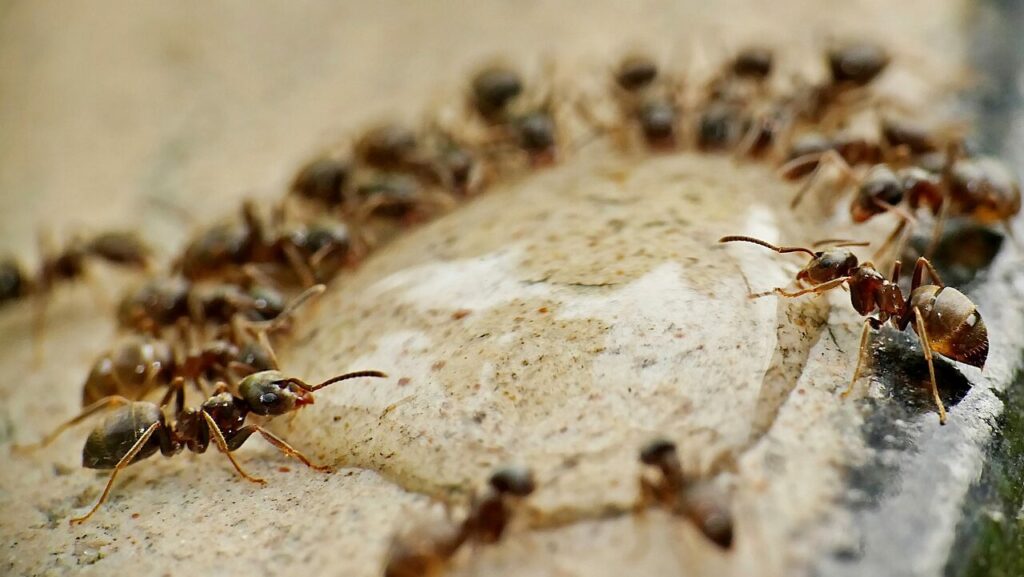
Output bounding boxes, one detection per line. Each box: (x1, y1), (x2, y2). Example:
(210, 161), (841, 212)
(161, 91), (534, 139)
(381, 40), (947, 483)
(82, 403), (163, 469)
(909, 286), (988, 369)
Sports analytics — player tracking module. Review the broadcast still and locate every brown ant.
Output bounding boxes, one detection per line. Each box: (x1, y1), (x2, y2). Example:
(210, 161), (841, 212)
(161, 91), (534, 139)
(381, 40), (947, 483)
(0, 230), (152, 304)
(67, 367), (387, 524)
(116, 276), (295, 336)
(470, 64), (524, 122)
(796, 41), (891, 124)
(637, 439), (733, 548)
(178, 200), (350, 286)
(291, 156), (350, 208)
(383, 466), (536, 577)
(719, 235), (988, 424)
(21, 286), (327, 451)
(592, 53), (684, 151)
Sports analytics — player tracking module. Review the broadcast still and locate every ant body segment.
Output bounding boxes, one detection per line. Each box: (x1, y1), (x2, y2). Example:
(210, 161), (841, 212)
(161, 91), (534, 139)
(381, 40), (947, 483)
(69, 368), (387, 524)
(719, 235), (987, 424)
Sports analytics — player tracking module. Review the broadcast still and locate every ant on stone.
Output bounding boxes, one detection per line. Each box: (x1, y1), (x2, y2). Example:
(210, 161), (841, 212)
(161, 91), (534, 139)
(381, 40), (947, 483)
(637, 439), (734, 549)
(20, 285), (326, 451)
(467, 61), (564, 166)
(177, 200), (349, 287)
(383, 466), (536, 577)
(719, 235), (988, 424)
(67, 367), (387, 524)
(0, 231), (150, 306)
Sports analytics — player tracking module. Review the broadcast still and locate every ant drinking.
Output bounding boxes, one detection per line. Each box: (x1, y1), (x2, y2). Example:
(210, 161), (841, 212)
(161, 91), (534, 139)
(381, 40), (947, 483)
(719, 235), (987, 424)
(68, 368), (386, 524)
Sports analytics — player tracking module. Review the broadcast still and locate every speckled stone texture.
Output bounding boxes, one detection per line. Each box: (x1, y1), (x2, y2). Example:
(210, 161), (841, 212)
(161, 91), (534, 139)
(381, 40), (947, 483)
(5, 2), (1022, 577)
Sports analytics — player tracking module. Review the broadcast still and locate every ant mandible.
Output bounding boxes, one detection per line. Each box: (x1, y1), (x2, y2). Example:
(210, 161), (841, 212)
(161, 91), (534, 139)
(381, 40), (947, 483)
(69, 368), (387, 525)
(719, 235), (988, 424)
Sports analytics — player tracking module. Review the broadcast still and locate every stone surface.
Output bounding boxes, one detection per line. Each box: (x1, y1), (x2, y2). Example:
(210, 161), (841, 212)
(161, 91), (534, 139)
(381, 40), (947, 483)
(3, 2), (1023, 577)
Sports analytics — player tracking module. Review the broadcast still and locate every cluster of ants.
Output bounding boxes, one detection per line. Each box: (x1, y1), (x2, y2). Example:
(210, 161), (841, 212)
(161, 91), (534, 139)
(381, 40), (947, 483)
(2, 37), (1018, 574)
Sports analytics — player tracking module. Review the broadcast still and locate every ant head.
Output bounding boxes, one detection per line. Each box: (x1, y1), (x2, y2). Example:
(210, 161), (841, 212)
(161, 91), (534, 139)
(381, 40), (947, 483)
(291, 157), (349, 206)
(797, 249), (859, 285)
(827, 41), (890, 86)
(732, 46), (773, 80)
(640, 438), (678, 466)
(516, 112), (556, 155)
(471, 64), (523, 119)
(238, 370), (310, 416)
(489, 466), (536, 497)
(616, 54), (659, 91)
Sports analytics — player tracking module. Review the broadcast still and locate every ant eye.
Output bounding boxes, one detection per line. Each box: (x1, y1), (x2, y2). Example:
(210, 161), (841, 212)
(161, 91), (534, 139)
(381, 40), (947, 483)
(259, 392), (280, 406)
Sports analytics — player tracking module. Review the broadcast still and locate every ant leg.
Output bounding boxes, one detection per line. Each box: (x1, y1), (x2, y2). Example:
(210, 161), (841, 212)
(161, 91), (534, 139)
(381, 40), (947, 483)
(843, 318), (878, 398)
(874, 219), (910, 263)
(890, 260), (903, 283)
(911, 257), (944, 290)
(783, 150), (853, 209)
(751, 276), (849, 299)
(157, 377), (186, 414)
(246, 425), (331, 472)
(925, 198), (950, 258)
(200, 411), (266, 484)
(281, 242), (317, 288)
(257, 330), (280, 369)
(15, 395), (132, 451)
(31, 293), (49, 366)
(913, 307), (948, 425)
(69, 422), (160, 525)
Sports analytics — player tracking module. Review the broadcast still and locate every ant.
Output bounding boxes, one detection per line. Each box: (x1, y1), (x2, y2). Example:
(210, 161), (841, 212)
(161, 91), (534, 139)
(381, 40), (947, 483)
(116, 275), (297, 336)
(291, 155), (350, 209)
(605, 53), (684, 150)
(796, 40), (891, 125)
(0, 230), (152, 305)
(719, 235), (988, 424)
(470, 64), (524, 122)
(67, 367), (387, 524)
(383, 467), (536, 577)
(178, 200), (350, 287)
(22, 286), (327, 450)
(467, 61), (564, 166)
(637, 439), (734, 549)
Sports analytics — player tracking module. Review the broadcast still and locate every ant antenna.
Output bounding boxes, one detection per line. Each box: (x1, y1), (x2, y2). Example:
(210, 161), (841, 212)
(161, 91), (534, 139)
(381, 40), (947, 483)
(811, 238), (870, 248)
(280, 370), (388, 392)
(718, 235), (816, 256)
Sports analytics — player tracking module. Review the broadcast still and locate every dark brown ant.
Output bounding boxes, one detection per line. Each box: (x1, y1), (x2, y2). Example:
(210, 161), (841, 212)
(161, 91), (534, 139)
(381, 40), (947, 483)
(178, 200), (349, 286)
(1, 230), (152, 302)
(23, 286), (324, 451)
(291, 156), (350, 208)
(383, 466), (536, 577)
(637, 439), (733, 548)
(827, 41), (891, 87)
(67, 368), (387, 524)
(0, 258), (31, 305)
(793, 41), (890, 125)
(600, 53), (683, 151)
(470, 64), (524, 122)
(719, 235), (988, 424)
(730, 47), (774, 81)
(116, 276), (289, 335)
(355, 123), (419, 171)
(615, 54), (659, 92)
